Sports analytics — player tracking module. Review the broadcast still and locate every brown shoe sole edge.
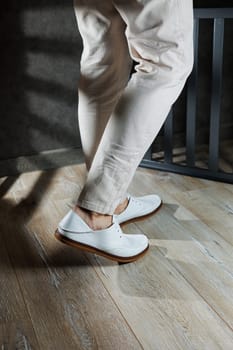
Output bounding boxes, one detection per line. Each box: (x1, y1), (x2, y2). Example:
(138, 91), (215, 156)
(54, 230), (149, 263)
(119, 199), (163, 226)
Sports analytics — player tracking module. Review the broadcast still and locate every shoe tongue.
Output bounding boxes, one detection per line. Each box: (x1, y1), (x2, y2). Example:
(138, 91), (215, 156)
(112, 214), (118, 225)
(112, 216), (122, 232)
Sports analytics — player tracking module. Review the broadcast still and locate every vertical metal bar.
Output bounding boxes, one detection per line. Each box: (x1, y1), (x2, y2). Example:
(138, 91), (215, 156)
(208, 18), (224, 172)
(141, 8), (233, 184)
(186, 17), (199, 167)
(143, 146), (152, 161)
(164, 109), (173, 163)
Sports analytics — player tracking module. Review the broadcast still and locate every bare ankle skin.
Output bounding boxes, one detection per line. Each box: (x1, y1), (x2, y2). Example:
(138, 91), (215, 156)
(73, 205), (113, 231)
(114, 197), (129, 215)
(73, 197), (129, 230)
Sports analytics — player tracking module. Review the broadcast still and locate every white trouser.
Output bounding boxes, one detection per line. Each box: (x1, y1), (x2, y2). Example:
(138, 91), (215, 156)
(73, 0), (194, 214)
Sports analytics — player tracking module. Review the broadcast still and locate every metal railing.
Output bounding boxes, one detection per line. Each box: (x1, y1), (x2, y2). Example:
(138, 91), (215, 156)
(140, 8), (233, 184)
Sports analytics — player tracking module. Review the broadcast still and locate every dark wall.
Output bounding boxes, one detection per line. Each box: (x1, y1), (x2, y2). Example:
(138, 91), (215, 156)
(0, 1), (83, 175)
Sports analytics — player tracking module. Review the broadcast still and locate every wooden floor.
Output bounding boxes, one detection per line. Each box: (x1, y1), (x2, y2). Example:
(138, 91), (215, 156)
(0, 164), (233, 349)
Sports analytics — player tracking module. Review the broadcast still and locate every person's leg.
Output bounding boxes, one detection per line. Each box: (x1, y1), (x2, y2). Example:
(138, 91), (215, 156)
(76, 0), (194, 216)
(73, 0), (133, 219)
(55, 0), (194, 262)
(73, 0), (133, 172)
(72, 0), (133, 227)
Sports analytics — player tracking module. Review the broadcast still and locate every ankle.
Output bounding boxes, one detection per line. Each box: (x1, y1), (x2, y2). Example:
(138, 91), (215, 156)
(73, 205), (112, 231)
(89, 211), (113, 230)
(114, 197), (129, 215)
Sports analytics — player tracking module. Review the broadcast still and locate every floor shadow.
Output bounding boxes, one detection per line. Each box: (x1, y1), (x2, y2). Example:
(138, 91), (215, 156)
(0, 195), (100, 268)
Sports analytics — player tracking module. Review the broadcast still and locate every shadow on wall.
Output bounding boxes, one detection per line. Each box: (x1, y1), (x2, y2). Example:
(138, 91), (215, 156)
(0, 0), (83, 174)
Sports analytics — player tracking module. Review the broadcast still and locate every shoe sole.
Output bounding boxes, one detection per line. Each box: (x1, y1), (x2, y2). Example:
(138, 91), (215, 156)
(54, 230), (149, 263)
(119, 199), (163, 226)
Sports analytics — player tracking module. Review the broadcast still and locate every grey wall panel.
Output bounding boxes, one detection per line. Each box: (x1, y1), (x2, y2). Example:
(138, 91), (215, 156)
(0, 1), (83, 171)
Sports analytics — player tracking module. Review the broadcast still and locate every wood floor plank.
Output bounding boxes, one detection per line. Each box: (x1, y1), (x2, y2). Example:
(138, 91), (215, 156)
(0, 198), (40, 349)
(131, 168), (233, 246)
(136, 167), (208, 194)
(131, 171), (233, 324)
(6, 189), (142, 350)
(132, 170), (233, 258)
(87, 224), (233, 350)
(172, 186), (233, 246)
(46, 165), (233, 343)
(1, 164), (233, 349)
(0, 321), (40, 350)
(137, 177), (233, 326)
(79, 169), (233, 349)
(16, 166), (84, 210)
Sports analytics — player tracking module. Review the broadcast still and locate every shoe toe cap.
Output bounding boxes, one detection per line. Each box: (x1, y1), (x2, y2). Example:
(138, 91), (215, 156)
(115, 233), (149, 257)
(143, 194), (161, 208)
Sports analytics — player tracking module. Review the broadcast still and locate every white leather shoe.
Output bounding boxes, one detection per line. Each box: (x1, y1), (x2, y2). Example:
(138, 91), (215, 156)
(54, 209), (149, 263)
(114, 194), (162, 225)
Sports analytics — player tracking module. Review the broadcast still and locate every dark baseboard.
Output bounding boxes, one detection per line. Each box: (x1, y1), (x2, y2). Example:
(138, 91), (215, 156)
(0, 147), (85, 178)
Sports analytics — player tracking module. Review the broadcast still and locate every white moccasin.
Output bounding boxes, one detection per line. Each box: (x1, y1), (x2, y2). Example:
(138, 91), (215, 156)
(114, 194), (162, 225)
(54, 209), (149, 263)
